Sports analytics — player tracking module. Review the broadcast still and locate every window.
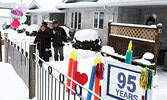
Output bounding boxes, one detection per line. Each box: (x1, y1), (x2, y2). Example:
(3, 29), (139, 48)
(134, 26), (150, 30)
(93, 12), (104, 29)
(94, 12), (98, 28)
(33, 15), (38, 24)
(71, 13), (74, 28)
(71, 12), (81, 29)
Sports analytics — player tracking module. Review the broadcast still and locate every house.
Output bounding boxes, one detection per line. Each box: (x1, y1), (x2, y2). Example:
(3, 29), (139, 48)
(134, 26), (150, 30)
(26, 0), (65, 27)
(0, 2), (18, 26)
(57, 0), (167, 49)
(0, 2), (18, 9)
(0, 9), (13, 26)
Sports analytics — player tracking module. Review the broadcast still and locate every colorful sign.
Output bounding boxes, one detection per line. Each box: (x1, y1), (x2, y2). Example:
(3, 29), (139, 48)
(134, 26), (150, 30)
(104, 61), (151, 100)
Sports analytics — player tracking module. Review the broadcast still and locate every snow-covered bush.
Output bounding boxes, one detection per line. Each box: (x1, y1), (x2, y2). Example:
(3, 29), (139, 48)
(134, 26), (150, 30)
(25, 24), (40, 36)
(16, 24), (28, 33)
(72, 29), (101, 51)
(2, 21), (11, 30)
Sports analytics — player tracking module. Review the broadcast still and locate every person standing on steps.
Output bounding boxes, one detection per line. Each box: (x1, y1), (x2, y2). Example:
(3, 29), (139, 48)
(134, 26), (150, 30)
(51, 20), (67, 61)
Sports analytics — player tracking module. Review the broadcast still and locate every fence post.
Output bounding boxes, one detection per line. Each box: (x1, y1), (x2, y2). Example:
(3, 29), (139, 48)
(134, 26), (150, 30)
(4, 33), (8, 63)
(29, 44), (36, 99)
(0, 31), (2, 62)
(154, 23), (162, 71)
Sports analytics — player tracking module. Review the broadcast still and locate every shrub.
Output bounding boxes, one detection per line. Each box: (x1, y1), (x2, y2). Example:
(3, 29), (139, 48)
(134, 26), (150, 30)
(25, 31), (30, 36)
(17, 29), (24, 33)
(30, 31), (37, 36)
(72, 38), (102, 51)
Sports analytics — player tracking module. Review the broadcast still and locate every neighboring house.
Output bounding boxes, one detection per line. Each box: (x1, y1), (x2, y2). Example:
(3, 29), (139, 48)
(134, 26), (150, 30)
(57, 0), (167, 49)
(0, 2), (18, 9)
(27, 0), (65, 26)
(0, 2), (18, 26)
(0, 9), (13, 26)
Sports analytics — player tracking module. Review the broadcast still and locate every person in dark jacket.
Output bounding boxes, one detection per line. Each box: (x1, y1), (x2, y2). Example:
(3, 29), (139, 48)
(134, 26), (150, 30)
(34, 24), (51, 61)
(51, 20), (67, 61)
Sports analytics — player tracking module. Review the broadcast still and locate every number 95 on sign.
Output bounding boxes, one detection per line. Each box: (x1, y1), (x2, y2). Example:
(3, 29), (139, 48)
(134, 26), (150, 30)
(106, 65), (144, 100)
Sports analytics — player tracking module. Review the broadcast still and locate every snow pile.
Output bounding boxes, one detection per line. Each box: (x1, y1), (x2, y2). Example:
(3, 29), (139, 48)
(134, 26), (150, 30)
(74, 29), (99, 42)
(100, 45), (126, 59)
(0, 26), (2, 31)
(1, 29), (34, 44)
(25, 24), (40, 34)
(0, 62), (29, 100)
(101, 45), (115, 54)
(17, 24), (28, 30)
(16, 24), (29, 33)
(1, 29), (18, 36)
(134, 52), (155, 65)
(5, 20), (12, 25)
(134, 58), (153, 65)
(142, 52), (154, 60)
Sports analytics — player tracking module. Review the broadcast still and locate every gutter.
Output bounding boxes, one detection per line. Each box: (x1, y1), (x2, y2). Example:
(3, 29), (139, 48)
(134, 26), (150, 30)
(57, 0), (167, 9)
(103, 5), (114, 22)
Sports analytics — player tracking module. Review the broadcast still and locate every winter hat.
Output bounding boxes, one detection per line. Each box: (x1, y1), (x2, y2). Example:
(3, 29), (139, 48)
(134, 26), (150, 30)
(42, 22), (48, 26)
(41, 24), (47, 28)
(52, 20), (58, 24)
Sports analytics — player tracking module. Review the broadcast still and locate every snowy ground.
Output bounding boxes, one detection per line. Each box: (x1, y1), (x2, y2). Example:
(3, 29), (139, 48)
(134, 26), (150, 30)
(0, 62), (29, 100)
(0, 29), (167, 100)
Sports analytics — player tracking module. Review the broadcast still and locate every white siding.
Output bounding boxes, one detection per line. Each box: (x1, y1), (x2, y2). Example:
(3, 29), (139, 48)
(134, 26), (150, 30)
(30, 13), (49, 26)
(65, 7), (118, 45)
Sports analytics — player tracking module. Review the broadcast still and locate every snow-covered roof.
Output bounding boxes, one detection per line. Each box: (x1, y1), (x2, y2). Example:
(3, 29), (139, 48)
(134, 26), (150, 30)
(0, 2), (18, 9)
(27, 0), (64, 13)
(0, 9), (11, 17)
(0, 0), (32, 8)
(57, 0), (167, 8)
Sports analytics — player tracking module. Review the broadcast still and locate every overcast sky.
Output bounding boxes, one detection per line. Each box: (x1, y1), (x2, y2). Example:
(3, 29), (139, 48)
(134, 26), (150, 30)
(0, 0), (33, 5)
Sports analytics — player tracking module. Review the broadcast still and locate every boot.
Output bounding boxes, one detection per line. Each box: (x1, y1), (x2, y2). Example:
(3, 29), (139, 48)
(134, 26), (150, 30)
(60, 55), (64, 61)
(54, 55), (58, 61)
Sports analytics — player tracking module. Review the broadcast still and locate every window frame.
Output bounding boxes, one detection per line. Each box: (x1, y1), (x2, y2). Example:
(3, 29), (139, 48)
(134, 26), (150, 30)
(93, 11), (104, 29)
(33, 15), (38, 24)
(70, 12), (82, 29)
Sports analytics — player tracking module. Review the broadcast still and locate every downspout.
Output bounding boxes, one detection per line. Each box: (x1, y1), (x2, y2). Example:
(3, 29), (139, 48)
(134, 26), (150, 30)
(104, 5), (114, 22)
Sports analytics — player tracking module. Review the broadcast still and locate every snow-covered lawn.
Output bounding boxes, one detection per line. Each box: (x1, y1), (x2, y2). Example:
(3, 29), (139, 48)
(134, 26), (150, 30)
(0, 29), (167, 100)
(0, 62), (29, 100)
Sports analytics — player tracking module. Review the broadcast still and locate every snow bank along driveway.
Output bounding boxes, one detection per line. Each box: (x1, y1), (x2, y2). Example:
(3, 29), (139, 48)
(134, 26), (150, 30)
(0, 62), (28, 100)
